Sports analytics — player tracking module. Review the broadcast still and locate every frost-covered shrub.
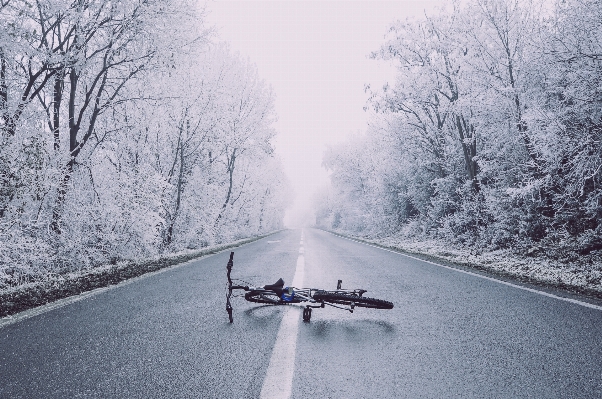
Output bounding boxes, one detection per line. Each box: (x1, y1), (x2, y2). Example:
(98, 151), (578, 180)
(314, 0), (601, 259)
(0, 2), (290, 288)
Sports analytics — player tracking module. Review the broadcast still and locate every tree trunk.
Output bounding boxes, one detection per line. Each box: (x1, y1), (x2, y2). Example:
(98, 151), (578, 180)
(51, 66), (79, 233)
(258, 188), (269, 231)
(214, 148), (237, 229)
(503, 39), (538, 167)
(0, 47), (14, 219)
(164, 129), (186, 247)
(52, 69), (65, 151)
(0, 47), (7, 130)
(68, 67), (79, 154)
(456, 114), (479, 191)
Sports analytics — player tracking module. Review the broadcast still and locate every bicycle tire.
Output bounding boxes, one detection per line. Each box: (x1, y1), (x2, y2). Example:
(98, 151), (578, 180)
(312, 291), (393, 309)
(244, 290), (302, 304)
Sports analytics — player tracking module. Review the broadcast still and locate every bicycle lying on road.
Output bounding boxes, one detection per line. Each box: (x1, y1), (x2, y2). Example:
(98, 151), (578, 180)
(225, 252), (394, 322)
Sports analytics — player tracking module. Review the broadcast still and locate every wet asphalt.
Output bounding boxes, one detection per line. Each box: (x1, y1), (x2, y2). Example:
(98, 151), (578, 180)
(1, 228), (601, 398)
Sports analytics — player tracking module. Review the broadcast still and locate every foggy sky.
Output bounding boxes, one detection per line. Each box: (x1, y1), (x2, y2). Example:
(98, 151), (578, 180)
(205, 0), (442, 226)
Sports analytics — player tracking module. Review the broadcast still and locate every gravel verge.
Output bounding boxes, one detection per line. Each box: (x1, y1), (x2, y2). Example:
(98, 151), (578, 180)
(0, 232), (278, 318)
(325, 230), (602, 302)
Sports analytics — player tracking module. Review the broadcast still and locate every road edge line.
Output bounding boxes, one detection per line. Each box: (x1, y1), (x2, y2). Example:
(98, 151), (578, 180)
(328, 231), (602, 312)
(0, 235), (271, 330)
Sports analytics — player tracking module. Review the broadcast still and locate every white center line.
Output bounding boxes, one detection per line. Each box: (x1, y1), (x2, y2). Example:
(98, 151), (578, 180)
(260, 230), (304, 399)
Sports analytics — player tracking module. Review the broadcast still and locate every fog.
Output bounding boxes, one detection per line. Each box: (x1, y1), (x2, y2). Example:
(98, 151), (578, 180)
(205, 0), (443, 227)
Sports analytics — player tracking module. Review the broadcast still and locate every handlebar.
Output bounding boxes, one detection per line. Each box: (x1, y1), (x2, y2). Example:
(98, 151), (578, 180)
(226, 252), (233, 285)
(225, 252), (251, 323)
(226, 252), (234, 323)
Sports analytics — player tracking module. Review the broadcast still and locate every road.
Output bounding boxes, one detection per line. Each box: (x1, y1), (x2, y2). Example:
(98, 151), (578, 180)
(1, 229), (601, 398)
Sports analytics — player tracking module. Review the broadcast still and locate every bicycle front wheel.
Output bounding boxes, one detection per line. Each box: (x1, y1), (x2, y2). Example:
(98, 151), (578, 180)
(244, 290), (302, 304)
(312, 291), (393, 309)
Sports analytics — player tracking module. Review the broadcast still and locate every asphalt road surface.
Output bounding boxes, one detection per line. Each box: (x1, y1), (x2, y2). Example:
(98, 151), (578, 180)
(1, 229), (601, 398)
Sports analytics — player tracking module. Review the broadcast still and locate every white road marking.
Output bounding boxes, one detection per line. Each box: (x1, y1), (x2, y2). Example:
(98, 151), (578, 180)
(332, 232), (602, 311)
(260, 231), (305, 399)
(267, 240), (281, 244)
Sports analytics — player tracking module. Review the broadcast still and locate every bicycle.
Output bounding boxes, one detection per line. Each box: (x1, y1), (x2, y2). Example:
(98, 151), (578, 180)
(225, 252), (394, 322)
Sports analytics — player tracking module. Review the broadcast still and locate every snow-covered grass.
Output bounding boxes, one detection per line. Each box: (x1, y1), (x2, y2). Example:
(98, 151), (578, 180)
(329, 230), (602, 297)
(0, 231), (280, 318)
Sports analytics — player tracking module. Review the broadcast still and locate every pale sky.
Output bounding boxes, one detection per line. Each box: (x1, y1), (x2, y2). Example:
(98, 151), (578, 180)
(204, 0), (442, 226)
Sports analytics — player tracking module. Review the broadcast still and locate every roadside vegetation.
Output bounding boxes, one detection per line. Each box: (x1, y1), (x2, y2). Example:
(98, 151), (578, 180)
(315, 0), (602, 293)
(0, 233), (276, 317)
(0, 0), (291, 292)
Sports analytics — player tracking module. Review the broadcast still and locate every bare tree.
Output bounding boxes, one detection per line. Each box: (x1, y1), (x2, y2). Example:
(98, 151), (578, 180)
(49, 0), (173, 232)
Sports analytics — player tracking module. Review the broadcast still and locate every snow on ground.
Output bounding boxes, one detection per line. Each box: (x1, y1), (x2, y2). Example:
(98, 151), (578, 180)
(0, 232), (279, 318)
(331, 231), (602, 297)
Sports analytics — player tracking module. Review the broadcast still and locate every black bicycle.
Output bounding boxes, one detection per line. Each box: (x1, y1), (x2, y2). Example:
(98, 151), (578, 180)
(225, 252), (394, 322)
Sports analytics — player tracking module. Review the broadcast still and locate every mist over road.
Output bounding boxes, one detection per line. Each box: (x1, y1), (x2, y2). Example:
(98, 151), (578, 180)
(1, 229), (600, 398)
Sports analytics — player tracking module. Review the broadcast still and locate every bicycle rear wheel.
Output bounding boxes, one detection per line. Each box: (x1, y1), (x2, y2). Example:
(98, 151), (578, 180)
(312, 291), (393, 309)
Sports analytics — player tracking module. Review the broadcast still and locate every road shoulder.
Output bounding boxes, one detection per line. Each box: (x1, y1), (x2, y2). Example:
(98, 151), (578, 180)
(0, 231), (282, 319)
(323, 229), (602, 308)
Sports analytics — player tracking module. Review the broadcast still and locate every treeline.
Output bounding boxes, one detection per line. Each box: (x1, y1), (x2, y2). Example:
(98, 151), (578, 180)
(316, 0), (601, 258)
(0, 0), (290, 288)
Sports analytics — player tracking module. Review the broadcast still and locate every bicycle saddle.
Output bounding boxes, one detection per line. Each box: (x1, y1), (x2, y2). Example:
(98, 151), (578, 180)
(263, 278), (285, 295)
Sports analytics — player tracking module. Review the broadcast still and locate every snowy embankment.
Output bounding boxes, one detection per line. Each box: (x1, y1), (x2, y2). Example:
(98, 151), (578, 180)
(328, 230), (602, 298)
(0, 232), (278, 318)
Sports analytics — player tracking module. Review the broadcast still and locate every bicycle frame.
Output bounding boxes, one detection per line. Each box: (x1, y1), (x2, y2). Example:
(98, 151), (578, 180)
(237, 285), (366, 311)
(225, 251), (392, 323)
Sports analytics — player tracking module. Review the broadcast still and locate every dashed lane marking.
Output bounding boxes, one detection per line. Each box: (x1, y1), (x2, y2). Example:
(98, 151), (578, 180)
(260, 230), (305, 399)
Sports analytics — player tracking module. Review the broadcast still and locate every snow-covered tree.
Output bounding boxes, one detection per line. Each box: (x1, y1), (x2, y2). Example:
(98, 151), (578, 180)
(319, 0), (601, 256)
(0, 2), (291, 288)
